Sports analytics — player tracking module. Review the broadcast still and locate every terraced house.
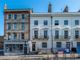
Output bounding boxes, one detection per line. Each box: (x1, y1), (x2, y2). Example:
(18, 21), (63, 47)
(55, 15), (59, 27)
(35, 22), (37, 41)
(4, 4), (32, 55)
(30, 3), (80, 54)
(3, 3), (80, 55)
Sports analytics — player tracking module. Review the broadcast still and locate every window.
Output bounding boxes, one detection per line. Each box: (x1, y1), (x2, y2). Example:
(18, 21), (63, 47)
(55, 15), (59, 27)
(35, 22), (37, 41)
(8, 33), (11, 40)
(55, 20), (59, 25)
(14, 23), (17, 30)
(13, 44), (16, 50)
(34, 30), (38, 38)
(66, 42), (70, 48)
(75, 30), (79, 39)
(44, 30), (48, 38)
(22, 14), (25, 19)
(75, 20), (79, 25)
(64, 30), (68, 39)
(77, 42), (80, 48)
(55, 30), (59, 39)
(32, 43), (36, 51)
(21, 33), (24, 39)
(34, 20), (38, 25)
(64, 20), (68, 25)
(22, 23), (25, 30)
(56, 42), (61, 48)
(9, 44), (12, 52)
(42, 42), (47, 48)
(8, 14), (11, 19)
(19, 44), (23, 50)
(14, 14), (17, 19)
(7, 23), (11, 30)
(13, 33), (17, 39)
(44, 20), (48, 25)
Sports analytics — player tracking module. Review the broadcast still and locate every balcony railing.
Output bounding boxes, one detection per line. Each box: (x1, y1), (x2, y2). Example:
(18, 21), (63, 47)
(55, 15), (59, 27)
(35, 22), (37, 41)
(32, 36), (49, 40)
(73, 36), (80, 40)
(5, 18), (29, 23)
(4, 39), (27, 42)
(54, 36), (71, 40)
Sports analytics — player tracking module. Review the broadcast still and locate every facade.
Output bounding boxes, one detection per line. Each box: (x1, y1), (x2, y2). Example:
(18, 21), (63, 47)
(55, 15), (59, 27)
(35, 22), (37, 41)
(0, 36), (4, 55)
(3, 3), (80, 55)
(30, 13), (80, 53)
(4, 8), (32, 55)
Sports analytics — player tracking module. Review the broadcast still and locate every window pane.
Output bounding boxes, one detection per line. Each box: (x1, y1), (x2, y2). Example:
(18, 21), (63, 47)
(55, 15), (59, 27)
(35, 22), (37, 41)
(55, 30), (59, 39)
(7, 23), (11, 30)
(34, 30), (38, 38)
(64, 20), (68, 25)
(22, 14), (25, 19)
(22, 23), (25, 30)
(13, 33), (17, 39)
(21, 33), (24, 39)
(44, 20), (48, 25)
(66, 42), (70, 48)
(44, 30), (48, 38)
(55, 20), (59, 25)
(75, 20), (79, 25)
(42, 42), (47, 48)
(64, 30), (68, 38)
(8, 14), (11, 19)
(56, 42), (61, 48)
(14, 14), (17, 19)
(34, 20), (38, 25)
(14, 23), (17, 30)
(75, 30), (79, 38)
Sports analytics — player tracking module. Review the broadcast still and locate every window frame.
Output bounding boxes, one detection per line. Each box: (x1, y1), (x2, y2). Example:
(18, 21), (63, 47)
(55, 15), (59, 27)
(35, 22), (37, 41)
(22, 23), (25, 30)
(8, 14), (11, 19)
(75, 30), (79, 39)
(54, 20), (59, 25)
(64, 20), (68, 25)
(44, 30), (48, 38)
(64, 30), (68, 39)
(44, 20), (48, 25)
(34, 30), (38, 38)
(75, 20), (79, 25)
(22, 14), (25, 19)
(55, 30), (59, 39)
(56, 42), (61, 48)
(42, 42), (47, 48)
(34, 20), (38, 25)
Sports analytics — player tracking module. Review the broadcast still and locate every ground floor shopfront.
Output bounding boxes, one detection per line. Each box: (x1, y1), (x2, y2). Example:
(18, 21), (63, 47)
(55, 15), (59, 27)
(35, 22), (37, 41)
(4, 40), (29, 55)
(3, 40), (80, 55)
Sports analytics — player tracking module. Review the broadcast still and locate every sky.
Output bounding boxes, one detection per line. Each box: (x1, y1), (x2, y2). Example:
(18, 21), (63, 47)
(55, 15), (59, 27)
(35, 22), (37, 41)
(0, 0), (80, 36)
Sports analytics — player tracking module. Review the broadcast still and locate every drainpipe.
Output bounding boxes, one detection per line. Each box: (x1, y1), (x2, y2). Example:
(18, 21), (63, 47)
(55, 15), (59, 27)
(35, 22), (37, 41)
(51, 15), (53, 53)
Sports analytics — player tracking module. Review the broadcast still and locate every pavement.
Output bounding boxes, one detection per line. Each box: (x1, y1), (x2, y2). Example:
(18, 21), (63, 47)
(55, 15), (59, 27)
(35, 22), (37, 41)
(0, 54), (79, 60)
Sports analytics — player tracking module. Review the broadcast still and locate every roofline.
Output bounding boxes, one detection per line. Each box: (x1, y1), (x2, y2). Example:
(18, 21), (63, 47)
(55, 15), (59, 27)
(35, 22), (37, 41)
(4, 8), (33, 12)
(31, 12), (80, 14)
(30, 12), (80, 17)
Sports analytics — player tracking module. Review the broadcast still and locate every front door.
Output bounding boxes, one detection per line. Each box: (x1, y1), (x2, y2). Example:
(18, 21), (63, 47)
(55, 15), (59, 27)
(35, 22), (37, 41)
(24, 44), (27, 55)
(32, 43), (36, 51)
(77, 42), (80, 53)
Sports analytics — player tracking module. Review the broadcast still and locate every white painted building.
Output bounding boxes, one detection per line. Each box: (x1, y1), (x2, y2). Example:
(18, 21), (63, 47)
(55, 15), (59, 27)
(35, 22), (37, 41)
(30, 13), (80, 53)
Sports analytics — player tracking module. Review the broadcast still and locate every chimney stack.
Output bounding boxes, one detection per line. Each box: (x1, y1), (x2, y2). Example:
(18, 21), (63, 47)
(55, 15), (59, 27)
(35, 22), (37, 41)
(4, 3), (7, 10)
(48, 2), (52, 13)
(63, 6), (68, 12)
